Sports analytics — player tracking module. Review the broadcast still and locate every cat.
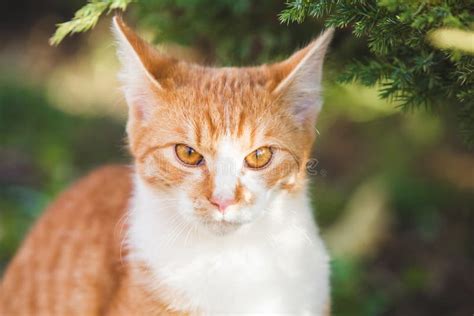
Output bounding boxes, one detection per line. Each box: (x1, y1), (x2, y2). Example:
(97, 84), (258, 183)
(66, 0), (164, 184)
(0, 16), (333, 315)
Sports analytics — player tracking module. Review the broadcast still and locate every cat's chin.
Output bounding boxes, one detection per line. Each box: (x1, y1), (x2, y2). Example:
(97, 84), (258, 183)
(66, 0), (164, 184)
(200, 220), (243, 236)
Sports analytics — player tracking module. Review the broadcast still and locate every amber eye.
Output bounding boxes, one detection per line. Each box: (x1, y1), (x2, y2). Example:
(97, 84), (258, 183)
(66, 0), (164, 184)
(175, 144), (204, 166)
(245, 147), (273, 169)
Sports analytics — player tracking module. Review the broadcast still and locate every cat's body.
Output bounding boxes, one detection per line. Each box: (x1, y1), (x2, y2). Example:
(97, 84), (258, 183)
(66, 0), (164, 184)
(1, 17), (333, 315)
(0, 165), (181, 315)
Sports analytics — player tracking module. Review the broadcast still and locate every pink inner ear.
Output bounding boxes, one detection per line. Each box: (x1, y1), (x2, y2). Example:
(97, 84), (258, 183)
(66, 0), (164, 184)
(128, 90), (161, 122)
(131, 102), (145, 121)
(293, 99), (318, 123)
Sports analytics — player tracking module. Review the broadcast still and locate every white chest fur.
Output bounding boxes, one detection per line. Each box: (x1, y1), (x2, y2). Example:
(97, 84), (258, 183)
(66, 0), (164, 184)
(127, 176), (330, 315)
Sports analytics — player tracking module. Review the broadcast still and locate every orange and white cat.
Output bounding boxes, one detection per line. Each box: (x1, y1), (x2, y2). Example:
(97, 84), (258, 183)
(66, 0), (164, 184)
(0, 17), (333, 315)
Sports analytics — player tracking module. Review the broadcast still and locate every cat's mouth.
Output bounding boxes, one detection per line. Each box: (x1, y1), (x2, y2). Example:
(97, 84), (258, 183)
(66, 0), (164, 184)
(201, 218), (242, 235)
(191, 204), (253, 234)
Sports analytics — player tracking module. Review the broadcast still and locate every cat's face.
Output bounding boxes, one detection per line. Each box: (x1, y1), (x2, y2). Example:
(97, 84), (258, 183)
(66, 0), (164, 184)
(129, 69), (308, 234)
(113, 17), (332, 234)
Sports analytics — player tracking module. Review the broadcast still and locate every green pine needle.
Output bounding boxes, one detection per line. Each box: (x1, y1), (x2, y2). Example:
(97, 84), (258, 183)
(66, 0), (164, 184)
(282, 0), (474, 145)
(49, 0), (134, 46)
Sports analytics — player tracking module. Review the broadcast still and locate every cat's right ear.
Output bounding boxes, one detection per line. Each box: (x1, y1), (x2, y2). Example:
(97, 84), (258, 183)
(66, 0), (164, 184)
(112, 16), (174, 121)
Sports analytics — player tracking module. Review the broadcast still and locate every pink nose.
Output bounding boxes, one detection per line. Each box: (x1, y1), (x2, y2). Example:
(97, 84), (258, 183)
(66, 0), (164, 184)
(210, 197), (235, 213)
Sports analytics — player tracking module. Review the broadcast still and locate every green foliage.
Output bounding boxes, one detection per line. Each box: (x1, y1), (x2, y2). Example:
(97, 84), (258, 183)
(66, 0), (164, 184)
(281, 0), (474, 145)
(50, 0), (133, 45)
(133, 0), (322, 65)
(51, 1), (321, 64)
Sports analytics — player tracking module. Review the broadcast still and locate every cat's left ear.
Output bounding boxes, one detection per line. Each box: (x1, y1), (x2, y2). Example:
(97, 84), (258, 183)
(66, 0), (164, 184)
(272, 29), (334, 126)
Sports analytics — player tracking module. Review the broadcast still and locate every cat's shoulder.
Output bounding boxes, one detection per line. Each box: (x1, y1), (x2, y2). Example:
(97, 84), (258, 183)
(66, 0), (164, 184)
(51, 164), (133, 214)
(72, 164), (133, 192)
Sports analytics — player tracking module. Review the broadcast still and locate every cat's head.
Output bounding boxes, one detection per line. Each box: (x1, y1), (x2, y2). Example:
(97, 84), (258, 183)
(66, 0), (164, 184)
(113, 17), (333, 234)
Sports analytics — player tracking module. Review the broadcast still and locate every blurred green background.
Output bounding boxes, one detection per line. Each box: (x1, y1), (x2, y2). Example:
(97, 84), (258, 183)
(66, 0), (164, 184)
(0, 1), (473, 315)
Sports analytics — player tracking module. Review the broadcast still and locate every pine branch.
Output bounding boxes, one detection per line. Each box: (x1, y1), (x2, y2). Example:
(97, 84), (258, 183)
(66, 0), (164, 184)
(49, 0), (134, 46)
(281, 0), (474, 145)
